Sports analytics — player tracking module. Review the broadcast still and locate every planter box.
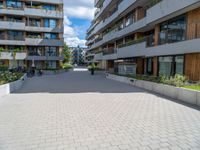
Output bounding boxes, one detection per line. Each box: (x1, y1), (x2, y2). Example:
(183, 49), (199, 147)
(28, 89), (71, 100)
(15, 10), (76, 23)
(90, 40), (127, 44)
(197, 93), (200, 107)
(0, 74), (27, 98)
(107, 74), (200, 107)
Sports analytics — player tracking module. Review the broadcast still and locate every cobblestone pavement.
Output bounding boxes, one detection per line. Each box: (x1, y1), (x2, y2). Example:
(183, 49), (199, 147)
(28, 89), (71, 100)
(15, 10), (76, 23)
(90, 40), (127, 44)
(0, 70), (200, 150)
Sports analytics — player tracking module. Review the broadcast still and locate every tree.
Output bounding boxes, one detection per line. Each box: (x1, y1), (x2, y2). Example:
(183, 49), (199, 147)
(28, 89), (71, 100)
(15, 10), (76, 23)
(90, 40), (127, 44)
(63, 43), (71, 63)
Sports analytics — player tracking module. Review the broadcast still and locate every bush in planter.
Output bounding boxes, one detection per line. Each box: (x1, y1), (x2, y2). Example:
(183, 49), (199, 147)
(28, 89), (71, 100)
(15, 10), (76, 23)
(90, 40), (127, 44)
(87, 64), (99, 71)
(62, 63), (73, 70)
(0, 72), (23, 85)
(160, 74), (187, 87)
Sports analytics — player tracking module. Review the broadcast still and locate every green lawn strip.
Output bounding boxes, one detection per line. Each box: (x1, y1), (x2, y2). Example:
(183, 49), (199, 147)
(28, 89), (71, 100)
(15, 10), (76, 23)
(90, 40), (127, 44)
(182, 85), (200, 91)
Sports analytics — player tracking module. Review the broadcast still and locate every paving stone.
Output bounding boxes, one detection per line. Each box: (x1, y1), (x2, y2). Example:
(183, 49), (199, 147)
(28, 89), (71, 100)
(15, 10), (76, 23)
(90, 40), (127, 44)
(0, 71), (200, 150)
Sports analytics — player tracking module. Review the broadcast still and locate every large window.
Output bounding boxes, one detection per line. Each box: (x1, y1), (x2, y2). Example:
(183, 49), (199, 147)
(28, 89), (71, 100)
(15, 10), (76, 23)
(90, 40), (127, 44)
(159, 55), (184, 77)
(6, 0), (22, 9)
(28, 47), (43, 56)
(159, 15), (186, 45)
(8, 31), (23, 40)
(44, 19), (57, 28)
(45, 47), (57, 56)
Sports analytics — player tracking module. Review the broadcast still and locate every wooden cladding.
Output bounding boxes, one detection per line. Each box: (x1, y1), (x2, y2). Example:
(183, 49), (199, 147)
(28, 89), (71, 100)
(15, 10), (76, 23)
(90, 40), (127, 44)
(136, 58), (144, 75)
(185, 53), (200, 81)
(153, 57), (158, 76)
(187, 8), (200, 40)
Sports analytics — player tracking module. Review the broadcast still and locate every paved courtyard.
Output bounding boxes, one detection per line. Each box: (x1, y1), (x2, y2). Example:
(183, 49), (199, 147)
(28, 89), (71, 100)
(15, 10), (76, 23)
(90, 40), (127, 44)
(0, 70), (200, 150)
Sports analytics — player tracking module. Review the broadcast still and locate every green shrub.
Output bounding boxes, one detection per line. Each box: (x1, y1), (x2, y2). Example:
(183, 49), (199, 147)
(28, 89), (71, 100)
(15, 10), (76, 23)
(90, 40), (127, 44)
(62, 63), (73, 70)
(0, 72), (24, 85)
(160, 74), (187, 87)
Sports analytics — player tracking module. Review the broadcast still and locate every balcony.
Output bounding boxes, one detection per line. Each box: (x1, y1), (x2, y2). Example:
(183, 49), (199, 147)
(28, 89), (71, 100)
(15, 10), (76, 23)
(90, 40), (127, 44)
(0, 8), (24, 16)
(117, 41), (146, 58)
(102, 48), (117, 60)
(24, 7), (63, 18)
(0, 21), (25, 30)
(94, 0), (112, 20)
(0, 51), (27, 60)
(27, 55), (63, 61)
(0, 35), (25, 45)
(29, 0), (63, 4)
(146, 0), (200, 24)
(92, 0), (137, 35)
(25, 38), (64, 46)
(146, 38), (200, 57)
(94, 52), (103, 61)
(25, 25), (63, 33)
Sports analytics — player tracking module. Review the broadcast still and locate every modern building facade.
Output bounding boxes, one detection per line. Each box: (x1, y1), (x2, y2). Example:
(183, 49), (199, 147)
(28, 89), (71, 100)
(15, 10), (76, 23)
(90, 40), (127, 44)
(0, 0), (64, 70)
(86, 0), (200, 81)
(70, 46), (87, 65)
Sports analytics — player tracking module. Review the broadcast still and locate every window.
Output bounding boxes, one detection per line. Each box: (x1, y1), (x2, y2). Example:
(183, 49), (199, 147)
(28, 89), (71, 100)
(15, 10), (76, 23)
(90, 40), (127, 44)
(43, 5), (56, 11)
(159, 55), (184, 77)
(125, 14), (132, 27)
(8, 31), (23, 40)
(8, 46), (23, 51)
(27, 32), (41, 38)
(44, 33), (57, 39)
(45, 47), (57, 56)
(146, 58), (153, 75)
(159, 15), (186, 45)
(117, 20), (124, 31)
(28, 18), (41, 27)
(44, 19), (57, 28)
(6, 0), (22, 9)
(46, 61), (57, 69)
(7, 16), (23, 22)
(175, 56), (184, 75)
(0, 2), (3, 8)
(28, 47), (43, 56)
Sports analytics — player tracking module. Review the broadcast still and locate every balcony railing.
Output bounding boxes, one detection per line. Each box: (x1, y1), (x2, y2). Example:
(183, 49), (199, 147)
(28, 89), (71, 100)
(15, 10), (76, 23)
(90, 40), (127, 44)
(118, 37), (146, 48)
(103, 48), (116, 55)
(146, 0), (162, 9)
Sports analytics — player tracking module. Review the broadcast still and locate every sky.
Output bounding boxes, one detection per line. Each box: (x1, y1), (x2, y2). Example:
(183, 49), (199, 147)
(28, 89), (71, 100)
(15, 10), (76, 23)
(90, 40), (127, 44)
(63, 0), (95, 48)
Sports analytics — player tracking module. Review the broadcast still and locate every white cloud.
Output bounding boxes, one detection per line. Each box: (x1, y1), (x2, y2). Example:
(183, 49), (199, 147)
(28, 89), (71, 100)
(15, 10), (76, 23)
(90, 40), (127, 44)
(64, 0), (94, 20)
(64, 6), (95, 20)
(63, 0), (94, 47)
(65, 37), (86, 48)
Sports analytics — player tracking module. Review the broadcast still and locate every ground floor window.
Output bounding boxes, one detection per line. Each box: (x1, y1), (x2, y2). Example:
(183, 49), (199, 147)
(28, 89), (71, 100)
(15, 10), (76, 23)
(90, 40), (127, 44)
(46, 61), (57, 69)
(159, 55), (184, 77)
(146, 58), (153, 75)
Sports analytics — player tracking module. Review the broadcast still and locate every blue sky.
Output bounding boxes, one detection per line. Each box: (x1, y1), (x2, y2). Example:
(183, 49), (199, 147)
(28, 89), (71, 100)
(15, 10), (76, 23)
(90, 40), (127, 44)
(63, 0), (94, 47)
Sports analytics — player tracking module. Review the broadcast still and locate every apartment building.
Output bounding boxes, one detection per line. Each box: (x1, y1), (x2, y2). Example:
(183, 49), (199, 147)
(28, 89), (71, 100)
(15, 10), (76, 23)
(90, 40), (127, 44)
(0, 0), (64, 70)
(86, 0), (200, 81)
(69, 46), (87, 65)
